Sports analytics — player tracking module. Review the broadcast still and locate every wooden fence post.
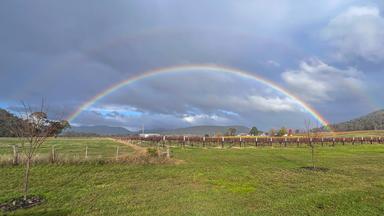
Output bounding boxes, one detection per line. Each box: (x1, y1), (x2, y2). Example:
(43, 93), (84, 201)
(51, 145), (55, 163)
(166, 146), (170, 158)
(85, 145), (88, 159)
(116, 146), (119, 161)
(221, 137), (224, 148)
(12, 145), (19, 165)
(203, 136), (206, 148)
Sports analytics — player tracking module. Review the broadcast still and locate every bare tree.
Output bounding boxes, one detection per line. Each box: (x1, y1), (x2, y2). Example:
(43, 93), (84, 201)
(304, 119), (316, 169)
(8, 101), (69, 200)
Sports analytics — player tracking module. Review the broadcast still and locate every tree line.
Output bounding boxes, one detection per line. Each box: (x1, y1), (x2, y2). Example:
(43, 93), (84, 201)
(223, 126), (295, 137)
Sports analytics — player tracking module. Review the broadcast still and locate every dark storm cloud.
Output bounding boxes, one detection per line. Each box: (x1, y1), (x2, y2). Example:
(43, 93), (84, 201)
(0, 0), (383, 130)
(85, 72), (321, 130)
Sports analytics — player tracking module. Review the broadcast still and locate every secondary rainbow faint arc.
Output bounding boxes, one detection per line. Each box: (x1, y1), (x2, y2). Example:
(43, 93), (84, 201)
(67, 64), (331, 129)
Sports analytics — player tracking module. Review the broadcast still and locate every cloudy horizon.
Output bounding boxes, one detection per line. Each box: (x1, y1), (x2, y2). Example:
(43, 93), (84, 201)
(1, 0), (384, 131)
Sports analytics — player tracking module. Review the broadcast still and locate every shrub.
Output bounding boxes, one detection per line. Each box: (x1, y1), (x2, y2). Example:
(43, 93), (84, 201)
(147, 148), (158, 157)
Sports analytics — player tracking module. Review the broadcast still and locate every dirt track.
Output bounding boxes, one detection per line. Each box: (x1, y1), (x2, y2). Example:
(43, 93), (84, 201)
(109, 138), (147, 155)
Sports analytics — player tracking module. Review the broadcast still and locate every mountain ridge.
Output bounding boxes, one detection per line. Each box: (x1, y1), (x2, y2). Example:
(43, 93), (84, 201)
(65, 125), (132, 135)
(148, 125), (250, 136)
(331, 109), (384, 131)
(65, 125), (250, 136)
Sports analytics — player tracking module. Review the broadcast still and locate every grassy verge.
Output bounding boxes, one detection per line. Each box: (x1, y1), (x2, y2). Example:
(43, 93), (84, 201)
(0, 138), (134, 161)
(0, 138), (383, 215)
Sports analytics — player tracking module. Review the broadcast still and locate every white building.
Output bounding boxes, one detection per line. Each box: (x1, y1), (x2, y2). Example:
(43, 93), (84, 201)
(139, 133), (161, 138)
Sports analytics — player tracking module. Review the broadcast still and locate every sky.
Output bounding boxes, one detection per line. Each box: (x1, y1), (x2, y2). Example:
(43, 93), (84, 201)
(1, 0), (384, 131)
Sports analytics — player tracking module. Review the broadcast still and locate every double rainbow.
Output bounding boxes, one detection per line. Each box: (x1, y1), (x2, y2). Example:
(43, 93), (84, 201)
(67, 64), (331, 129)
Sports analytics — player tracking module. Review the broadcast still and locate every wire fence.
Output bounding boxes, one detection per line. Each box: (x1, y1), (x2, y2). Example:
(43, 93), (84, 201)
(0, 144), (134, 165)
(2, 136), (382, 165)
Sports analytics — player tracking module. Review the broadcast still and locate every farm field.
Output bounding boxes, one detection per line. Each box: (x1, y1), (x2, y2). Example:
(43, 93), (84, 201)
(0, 138), (134, 161)
(326, 130), (384, 138)
(1, 138), (383, 215)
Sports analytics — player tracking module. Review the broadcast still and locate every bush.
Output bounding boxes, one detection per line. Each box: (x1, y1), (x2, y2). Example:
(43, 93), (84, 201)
(147, 148), (158, 157)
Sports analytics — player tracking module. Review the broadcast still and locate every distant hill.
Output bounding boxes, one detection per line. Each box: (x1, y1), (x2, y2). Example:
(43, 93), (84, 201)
(331, 110), (384, 131)
(64, 125), (132, 136)
(152, 125), (250, 136)
(63, 125), (250, 136)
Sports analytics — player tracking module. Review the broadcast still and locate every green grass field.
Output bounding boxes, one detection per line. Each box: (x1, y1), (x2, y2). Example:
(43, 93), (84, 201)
(1, 138), (383, 215)
(0, 138), (134, 161)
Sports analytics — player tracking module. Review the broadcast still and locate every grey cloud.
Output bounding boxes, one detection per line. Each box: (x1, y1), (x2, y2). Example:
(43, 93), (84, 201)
(75, 71), (313, 130)
(323, 6), (384, 62)
(1, 0), (382, 130)
(282, 58), (364, 103)
(101, 71), (300, 114)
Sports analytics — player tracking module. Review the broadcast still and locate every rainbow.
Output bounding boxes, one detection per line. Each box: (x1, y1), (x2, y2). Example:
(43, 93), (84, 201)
(67, 64), (331, 129)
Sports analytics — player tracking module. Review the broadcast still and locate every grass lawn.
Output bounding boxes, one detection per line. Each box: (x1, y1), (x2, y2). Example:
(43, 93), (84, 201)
(0, 138), (134, 161)
(0, 138), (383, 215)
